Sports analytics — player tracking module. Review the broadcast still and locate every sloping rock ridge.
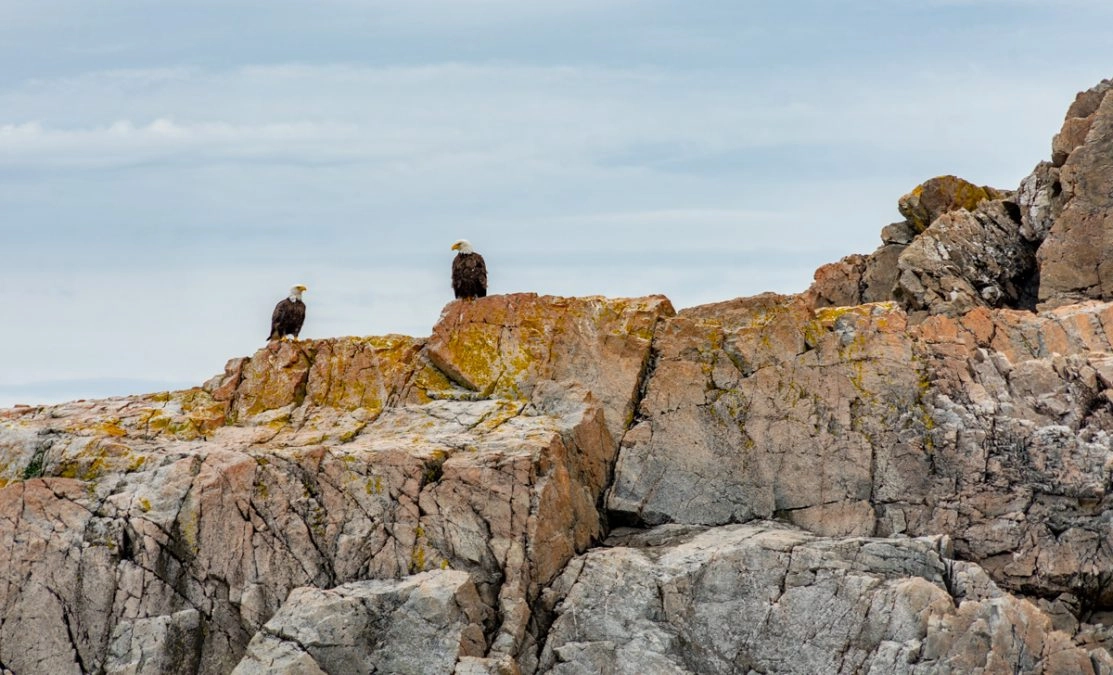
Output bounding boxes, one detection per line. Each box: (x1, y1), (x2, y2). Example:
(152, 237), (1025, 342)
(5, 80), (1113, 674)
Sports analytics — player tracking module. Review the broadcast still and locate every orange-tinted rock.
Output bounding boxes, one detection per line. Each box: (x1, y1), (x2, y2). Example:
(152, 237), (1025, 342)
(419, 293), (674, 442)
(1038, 80), (1113, 307)
(10, 78), (1113, 672)
(612, 293), (1113, 618)
(898, 175), (1008, 233)
(809, 255), (867, 307)
(0, 294), (671, 673)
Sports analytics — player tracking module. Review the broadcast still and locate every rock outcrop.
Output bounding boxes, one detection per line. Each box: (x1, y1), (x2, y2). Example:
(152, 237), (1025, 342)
(0, 295), (673, 674)
(811, 79), (1113, 318)
(6, 81), (1113, 674)
(1037, 80), (1113, 307)
(609, 294), (1113, 605)
(540, 523), (1112, 674)
(232, 571), (490, 675)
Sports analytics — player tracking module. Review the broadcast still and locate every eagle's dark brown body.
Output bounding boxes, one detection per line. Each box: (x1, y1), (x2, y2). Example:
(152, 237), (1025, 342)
(452, 252), (488, 299)
(269, 297), (306, 340)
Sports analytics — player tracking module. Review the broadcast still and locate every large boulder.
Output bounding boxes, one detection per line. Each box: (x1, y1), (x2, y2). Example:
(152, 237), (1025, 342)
(232, 571), (489, 675)
(895, 199), (1036, 316)
(608, 295), (910, 534)
(808, 177), (1022, 316)
(417, 294), (674, 442)
(539, 523), (1112, 674)
(897, 175), (1009, 234)
(1037, 80), (1113, 307)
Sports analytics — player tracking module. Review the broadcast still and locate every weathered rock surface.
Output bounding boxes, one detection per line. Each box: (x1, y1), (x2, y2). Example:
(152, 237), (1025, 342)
(808, 176), (1022, 315)
(610, 293), (1113, 608)
(232, 570), (489, 675)
(8, 81), (1113, 674)
(419, 294), (673, 442)
(0, 295), (671, 674)
(895, 198), (1036, 316)
(897, 174), (1009, 234)
(539, 523), (1112, 674)
(1038, 80), (1113, 307)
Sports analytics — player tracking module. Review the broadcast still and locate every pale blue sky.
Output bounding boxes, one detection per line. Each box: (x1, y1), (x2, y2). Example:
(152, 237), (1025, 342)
(3, 1), (1112, 406)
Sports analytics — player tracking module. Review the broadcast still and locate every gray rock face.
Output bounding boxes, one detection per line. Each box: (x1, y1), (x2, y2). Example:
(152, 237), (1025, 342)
(233, 571), (489, 675)
(609, 293), (1113, 611)
(106, 610), (203, 675)
(609, 295), (913, 533)
(0, 391), (618, 674)
(539, 523), (1111, 675)
(807, 178), (1022, 316)
(895, 199), (1035, 316)
(1018, 161), (1061, 243)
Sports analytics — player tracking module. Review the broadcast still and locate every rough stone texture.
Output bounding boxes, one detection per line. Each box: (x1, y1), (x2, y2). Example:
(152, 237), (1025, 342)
(808, 178), (1015, 314)
(419, 294), (674, 442)
(8, 81), (1113, 674)
(861, 243), (907, 303)
(1018, 161), (1062, 243)
(106, 609), (204, 675)
(539, 523), (1113, 675)
(897, 174), (1009, 234)
(609, 293), (1113, 614)
(895, 199), (1036, 316)
(1038, 80), (1113, 307)
(609, 294), (907, 533)
(0, 294), (671, 674)
(1052, 79), (1113, 167)
(808, 245), (904, 309)
(233, 571), (489, 675)
(808, 254), (868, 308)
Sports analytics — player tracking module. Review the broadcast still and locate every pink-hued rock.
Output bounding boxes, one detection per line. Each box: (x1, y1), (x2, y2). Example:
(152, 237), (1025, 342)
(895, 199), (1036, 317)
(1038, 80), (1113, 307)
(418, 293), (674, 442)
(8, 81), (1113, 675)
(610, 293), (1113, 613)
(0, 295), (667, 674)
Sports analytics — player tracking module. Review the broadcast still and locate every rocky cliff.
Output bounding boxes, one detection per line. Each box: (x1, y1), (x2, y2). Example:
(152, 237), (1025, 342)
(4, 80), (1113, 674)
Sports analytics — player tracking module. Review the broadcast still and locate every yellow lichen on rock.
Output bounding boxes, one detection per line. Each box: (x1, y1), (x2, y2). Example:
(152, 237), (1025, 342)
(305, 335), (424, 413)
(897, 175), (1004, 233)
(232, 341), (315, 421)
(419, 294), (673, 447)
(427, 315), (508, 394)
(55, 440), (144, 482)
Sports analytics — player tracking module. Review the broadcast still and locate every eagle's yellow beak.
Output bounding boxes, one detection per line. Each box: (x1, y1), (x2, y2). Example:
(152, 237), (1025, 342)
(450, 242), (460, 251)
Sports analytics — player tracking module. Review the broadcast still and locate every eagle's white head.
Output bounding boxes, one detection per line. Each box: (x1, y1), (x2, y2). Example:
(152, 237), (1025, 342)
(451, 239), (475, 254)
(289, 284), (308, 301)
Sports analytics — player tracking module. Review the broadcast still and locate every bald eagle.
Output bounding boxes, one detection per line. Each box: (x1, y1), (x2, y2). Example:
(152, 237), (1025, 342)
(268, 284), (307, 341)
(451, 240), (487, 299)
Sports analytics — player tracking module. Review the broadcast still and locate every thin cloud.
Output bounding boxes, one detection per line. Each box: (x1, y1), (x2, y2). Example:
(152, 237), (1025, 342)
(0, 62), (1075, 180)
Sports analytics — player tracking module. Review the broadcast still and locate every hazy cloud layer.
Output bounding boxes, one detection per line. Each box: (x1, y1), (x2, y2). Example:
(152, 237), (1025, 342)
(3, 2), (1112, 405)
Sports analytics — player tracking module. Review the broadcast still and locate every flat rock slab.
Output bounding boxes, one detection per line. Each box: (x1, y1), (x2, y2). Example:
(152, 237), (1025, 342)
(538, 522), (1112, 675)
